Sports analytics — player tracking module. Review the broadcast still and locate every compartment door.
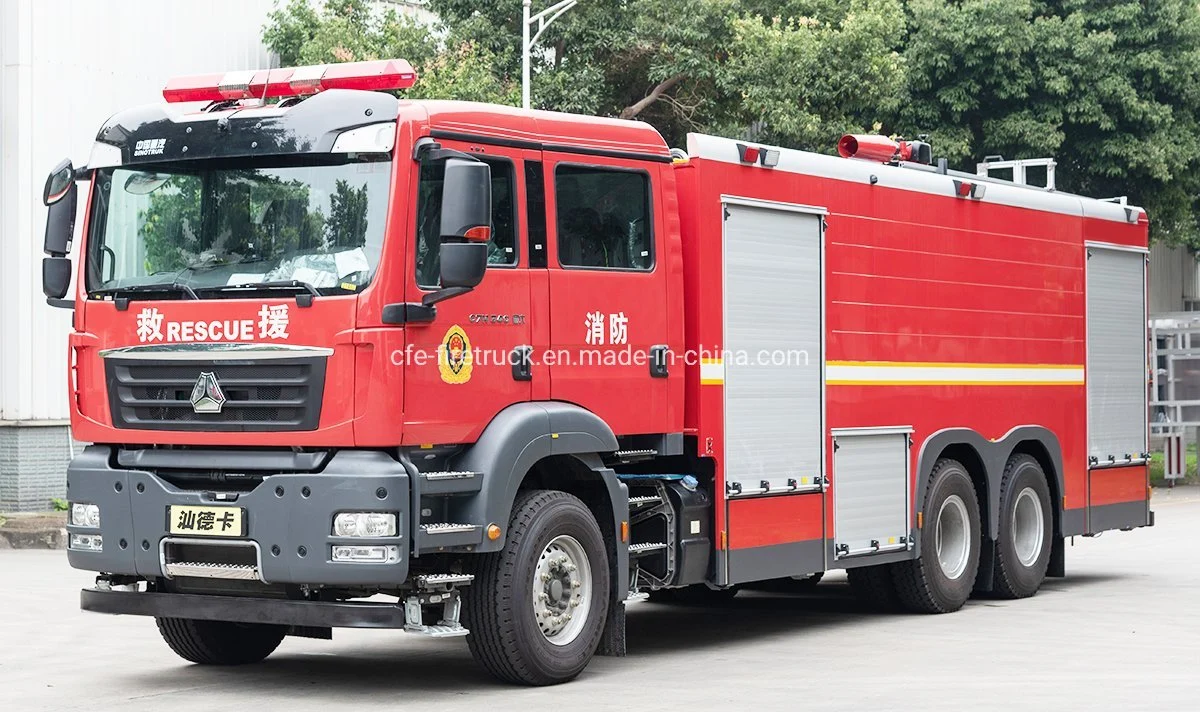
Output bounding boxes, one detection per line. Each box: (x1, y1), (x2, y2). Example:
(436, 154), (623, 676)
(831, 427), (913, 559)
(1085, 246), (1149, 530)
(722, 199), (826, 583)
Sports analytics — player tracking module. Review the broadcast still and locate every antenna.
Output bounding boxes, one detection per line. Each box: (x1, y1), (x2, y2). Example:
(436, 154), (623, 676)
(260, 64), (272, 106)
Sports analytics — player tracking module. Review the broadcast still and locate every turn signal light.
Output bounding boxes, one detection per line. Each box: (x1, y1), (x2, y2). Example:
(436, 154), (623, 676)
(163, 59), (417, 103)
(463, 226), (492, 242)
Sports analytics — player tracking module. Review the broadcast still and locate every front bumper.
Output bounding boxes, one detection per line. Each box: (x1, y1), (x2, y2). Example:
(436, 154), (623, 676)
(66, 445), (410, 586)
(81, 587), (409, 628)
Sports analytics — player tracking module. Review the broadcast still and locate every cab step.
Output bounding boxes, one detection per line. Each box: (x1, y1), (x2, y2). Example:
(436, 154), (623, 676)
(418, 470), (482, 495)
(629, 542), (667, 556)
(415, 572), (475, 589)
(418, 523), (482, 549)
(612, 449), (657, 463)
(628, 494), (663, 508)
(403, 589), (468, 638)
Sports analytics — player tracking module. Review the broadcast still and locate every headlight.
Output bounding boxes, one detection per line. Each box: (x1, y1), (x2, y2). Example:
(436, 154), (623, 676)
(69, 533), (103, 552)
(70, 503), (101, 528)
(332, 512), (397, 538)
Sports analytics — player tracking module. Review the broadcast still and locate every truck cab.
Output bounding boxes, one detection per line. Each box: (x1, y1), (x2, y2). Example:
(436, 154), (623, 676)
(48, 60), (683, 686)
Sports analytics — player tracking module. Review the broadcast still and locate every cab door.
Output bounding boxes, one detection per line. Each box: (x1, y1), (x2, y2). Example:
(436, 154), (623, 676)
(542, 153), (673, 435)
(402, 142), (535, 445)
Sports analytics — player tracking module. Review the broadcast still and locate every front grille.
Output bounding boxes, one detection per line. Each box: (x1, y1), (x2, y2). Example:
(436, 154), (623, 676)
(105, 357), (325, 431)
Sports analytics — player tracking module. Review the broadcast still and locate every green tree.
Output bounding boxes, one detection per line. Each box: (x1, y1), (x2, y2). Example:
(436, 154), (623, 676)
(262, 0), (1200, 246)
(895, 0), (1200, 246)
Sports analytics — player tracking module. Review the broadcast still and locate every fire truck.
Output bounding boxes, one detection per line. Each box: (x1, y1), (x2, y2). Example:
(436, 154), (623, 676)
(44, 59), (1153, 685)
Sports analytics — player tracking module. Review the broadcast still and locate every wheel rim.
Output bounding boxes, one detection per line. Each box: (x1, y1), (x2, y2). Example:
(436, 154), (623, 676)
(532, 534), (592, 646)
(935, 494), (971, 580)
(1011, 487), (1045, 567)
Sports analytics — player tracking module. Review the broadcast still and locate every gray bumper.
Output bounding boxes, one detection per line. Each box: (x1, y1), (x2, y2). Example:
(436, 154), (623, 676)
(66, 446), (410, 586)
(81, 588), (409, 628)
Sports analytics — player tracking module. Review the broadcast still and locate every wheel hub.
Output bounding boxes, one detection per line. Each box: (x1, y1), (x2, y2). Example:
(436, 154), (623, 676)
(1011, 487), (1045, 567)
(532, 534), (592, 645)
(935, 494), (971, 580)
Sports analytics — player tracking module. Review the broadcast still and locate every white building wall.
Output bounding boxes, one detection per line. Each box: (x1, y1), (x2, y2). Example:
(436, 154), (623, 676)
(0, 0), (276, 422)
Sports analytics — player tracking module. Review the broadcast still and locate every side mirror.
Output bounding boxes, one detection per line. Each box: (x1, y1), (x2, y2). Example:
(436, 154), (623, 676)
(43, 257), (72, 300)
(43, 159), (78, 257)
(438, 158), (490, 290)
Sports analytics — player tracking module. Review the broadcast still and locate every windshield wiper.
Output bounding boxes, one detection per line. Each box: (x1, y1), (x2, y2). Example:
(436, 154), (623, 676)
(90, 282), (199, 302)
(197, 280), (322, 306)
(204, 280), (321, 296)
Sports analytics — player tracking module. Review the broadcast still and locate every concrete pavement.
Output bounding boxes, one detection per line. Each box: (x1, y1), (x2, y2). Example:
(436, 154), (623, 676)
(3, 490), (1199, 711)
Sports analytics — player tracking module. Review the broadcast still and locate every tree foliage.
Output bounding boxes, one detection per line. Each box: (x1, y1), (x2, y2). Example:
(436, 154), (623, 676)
(263, 0), (1200, 246)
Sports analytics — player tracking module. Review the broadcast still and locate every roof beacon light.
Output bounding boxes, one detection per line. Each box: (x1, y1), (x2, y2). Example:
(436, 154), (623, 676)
(163, 59), (417, 104)
(838, 134), (933, 165)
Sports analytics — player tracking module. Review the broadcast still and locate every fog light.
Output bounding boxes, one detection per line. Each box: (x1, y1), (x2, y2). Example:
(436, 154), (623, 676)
(332, 512), (397, 538)
(332, 545), (399, 563)
(70, 503), (100, 528)
(69, 533), (103, 552)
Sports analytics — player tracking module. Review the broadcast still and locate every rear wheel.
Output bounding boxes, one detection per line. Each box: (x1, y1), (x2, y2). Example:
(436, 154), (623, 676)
(893, 458), (981, 613)
(464, 489), (610, 685)
(155, 618), (285, 665)
(993, 454), (1053, 598)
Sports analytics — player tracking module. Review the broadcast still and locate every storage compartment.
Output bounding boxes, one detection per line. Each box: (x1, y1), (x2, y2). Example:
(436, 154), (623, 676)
(832, 427), (912, 559)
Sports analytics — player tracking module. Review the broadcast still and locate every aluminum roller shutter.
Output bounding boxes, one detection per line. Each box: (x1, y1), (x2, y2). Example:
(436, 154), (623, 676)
(1086, 247), (1148, 464)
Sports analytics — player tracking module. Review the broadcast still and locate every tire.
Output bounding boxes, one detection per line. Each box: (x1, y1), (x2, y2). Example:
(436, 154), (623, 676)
(464, 490), (610, 685)
(155, 618), (285, 665)
(648, 584), (740, 604)
(893, 458), (982, 613)
(846, 565), (900, 611)
(992, 454), (1053, 598)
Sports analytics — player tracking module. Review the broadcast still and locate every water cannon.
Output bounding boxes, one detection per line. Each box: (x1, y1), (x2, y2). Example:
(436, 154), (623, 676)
(837, 134), (932, 165)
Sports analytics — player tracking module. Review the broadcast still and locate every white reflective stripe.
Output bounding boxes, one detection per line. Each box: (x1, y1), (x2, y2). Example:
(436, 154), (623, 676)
(699, 360), (724, 384)
(825, 362), (1085, 386)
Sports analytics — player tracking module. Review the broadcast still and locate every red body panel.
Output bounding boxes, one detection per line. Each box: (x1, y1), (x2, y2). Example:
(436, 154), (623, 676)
(677, 141), (1149, 555)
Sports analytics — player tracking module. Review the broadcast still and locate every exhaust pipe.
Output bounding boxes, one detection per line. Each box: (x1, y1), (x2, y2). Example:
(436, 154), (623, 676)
(838, 134), (931, 165)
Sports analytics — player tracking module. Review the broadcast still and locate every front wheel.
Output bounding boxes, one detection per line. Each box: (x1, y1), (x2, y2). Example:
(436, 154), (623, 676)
(155, 618), (285, 665)
(892, 458), (981, 613)
(464, 489), (610, 685)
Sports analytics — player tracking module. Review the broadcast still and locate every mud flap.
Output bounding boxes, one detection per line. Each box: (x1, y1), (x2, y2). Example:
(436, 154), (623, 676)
(596, 600), (626, 657)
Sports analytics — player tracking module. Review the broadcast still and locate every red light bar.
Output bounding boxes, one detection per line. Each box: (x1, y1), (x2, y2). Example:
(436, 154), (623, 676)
(163, 59), (417, 103)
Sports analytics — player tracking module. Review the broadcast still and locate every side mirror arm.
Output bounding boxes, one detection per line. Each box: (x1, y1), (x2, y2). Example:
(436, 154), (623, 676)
(412, 137), (479, 164)
(421, 286), (473, 307)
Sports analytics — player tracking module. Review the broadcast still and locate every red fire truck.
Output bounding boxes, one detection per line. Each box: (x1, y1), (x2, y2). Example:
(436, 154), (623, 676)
(44, 59), (1152, 685)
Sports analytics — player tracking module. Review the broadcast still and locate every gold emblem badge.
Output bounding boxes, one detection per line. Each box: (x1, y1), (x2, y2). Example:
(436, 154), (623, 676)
(438, 324), (473, 384)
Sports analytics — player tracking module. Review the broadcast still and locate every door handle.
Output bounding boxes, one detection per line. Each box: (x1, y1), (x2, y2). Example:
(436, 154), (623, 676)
(649, 345), (669, 378)
(511, 345), (533, 381)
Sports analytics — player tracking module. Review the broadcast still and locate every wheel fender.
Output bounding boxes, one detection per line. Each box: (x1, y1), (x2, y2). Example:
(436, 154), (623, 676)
(454, 402), (628, 597)
(914, 426), (1064, 554)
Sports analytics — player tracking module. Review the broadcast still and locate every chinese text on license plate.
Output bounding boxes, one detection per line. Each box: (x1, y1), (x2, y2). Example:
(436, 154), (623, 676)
(168, 505), (245, 537)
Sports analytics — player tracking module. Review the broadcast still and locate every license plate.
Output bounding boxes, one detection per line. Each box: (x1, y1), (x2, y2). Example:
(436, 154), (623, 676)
(167, 505), (246, 537)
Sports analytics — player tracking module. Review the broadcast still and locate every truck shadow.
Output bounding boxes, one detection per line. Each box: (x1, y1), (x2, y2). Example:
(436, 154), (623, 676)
(110, 574), (1127, 695)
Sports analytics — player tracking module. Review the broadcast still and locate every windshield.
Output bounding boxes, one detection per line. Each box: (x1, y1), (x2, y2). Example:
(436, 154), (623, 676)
(86, 156), (392, 296)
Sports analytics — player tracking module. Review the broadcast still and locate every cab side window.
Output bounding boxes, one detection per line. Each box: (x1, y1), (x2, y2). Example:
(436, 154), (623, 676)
(555, 166), (652, 270)
(416, 157), (517, 287)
